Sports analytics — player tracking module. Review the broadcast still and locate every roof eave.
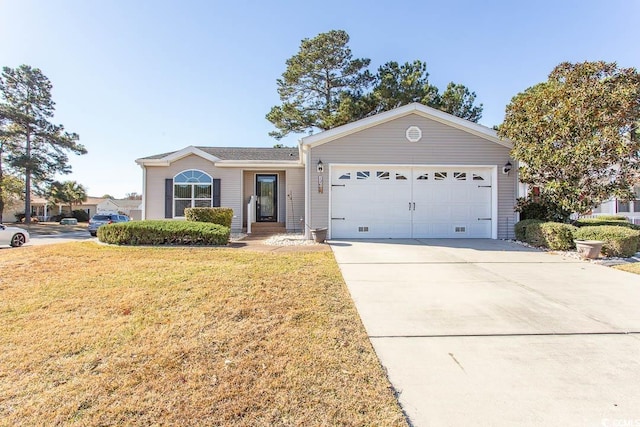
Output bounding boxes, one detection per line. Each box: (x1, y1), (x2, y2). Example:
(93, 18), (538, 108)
(214, 160), (303, 168)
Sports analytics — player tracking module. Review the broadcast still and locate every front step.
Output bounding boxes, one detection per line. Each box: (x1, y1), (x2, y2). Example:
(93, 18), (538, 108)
(248, 222), (286, 236)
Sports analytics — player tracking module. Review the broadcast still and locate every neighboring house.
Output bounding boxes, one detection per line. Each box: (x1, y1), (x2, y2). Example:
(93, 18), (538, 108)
(591, 187), (640, 224)
(13, 196), (106, 221)
(136, 103), (518, 239)
(9, 196), (142, 222)
(97, 198), (143, 219)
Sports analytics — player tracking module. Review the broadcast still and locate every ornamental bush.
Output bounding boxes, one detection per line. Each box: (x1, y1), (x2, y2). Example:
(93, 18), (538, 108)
(514, 220), (576, 250)
(185, 207), (234, 228)
(592, 215), (630, 221)
(573, 226), (640, 257)
(514, 196), (572, 222)
(72, 209), (90, 222)
(574, 217), (640, 230)
(514, 219), (543, 241)
(537, 222), (577, 250)
(97, 220), (230, 246)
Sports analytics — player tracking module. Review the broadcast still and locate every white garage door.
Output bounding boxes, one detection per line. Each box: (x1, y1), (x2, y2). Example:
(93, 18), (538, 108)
(330, 166), (493, 238)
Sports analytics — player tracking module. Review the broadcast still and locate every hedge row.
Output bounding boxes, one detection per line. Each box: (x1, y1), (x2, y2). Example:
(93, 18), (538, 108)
(515, 219), (577, 250)
(574, 217), (640, 230)
(515, 219), (640, 257)
(185, 207), (234, 228)
(588, 215), (630, 221)
(97, 220), (230, 246)
(574, 226), (640, 257)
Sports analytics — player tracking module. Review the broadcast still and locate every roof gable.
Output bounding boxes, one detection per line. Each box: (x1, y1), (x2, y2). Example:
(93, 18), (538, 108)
(136, 146), (301, 166)
(136, 146), (220, 166)
(301, 103), (512, 149)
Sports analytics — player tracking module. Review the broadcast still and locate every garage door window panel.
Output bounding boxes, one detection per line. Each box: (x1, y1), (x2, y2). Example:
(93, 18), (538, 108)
(434, 172), (447, 180)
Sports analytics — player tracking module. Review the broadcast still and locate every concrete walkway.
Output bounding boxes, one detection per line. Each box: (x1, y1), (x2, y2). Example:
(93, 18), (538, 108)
(330, 239), (640, 427)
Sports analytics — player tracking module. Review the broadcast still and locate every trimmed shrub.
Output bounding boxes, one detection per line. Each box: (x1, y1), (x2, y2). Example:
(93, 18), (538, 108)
(573, 225), (640, 258)
(593, 215), (630, 221)
(515, 220), (577, 250)
(98, 220), (230, 246)
(514, 219), (543, 241)
(185, 207), (234, 228)
(537, 222), (577, 250)
(574, 217), (640, 230)
(72, 209), (90, 222)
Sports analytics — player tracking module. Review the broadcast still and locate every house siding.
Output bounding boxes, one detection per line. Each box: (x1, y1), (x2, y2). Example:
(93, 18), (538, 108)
(308, 113), (517, 239)
(143, 155), (243, 231)
(285, 167), (305, 232)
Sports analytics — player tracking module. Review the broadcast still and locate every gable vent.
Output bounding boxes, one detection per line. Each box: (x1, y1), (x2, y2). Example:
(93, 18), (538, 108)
(405, 126), (422, 142)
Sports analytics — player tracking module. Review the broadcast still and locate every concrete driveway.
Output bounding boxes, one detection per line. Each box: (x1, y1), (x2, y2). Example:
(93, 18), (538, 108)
(330, 239), (640, 427)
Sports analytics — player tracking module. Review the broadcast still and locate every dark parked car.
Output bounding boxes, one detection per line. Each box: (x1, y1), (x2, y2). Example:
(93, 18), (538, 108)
(88, 214), (129, 236)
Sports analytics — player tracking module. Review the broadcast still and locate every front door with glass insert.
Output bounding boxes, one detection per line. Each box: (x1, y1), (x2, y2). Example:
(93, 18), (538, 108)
(256, 174), (277, 222)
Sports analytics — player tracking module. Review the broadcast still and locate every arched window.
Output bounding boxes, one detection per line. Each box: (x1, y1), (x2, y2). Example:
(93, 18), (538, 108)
(173, 170), (213, 217)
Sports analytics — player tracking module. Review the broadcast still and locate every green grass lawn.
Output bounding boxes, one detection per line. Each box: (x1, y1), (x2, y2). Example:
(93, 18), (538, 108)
(0, 242), (406, 426)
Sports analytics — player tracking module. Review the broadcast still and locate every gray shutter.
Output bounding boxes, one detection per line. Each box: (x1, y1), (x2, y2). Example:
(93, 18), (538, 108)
(212, 179), (221, 207)
(165, 179), (173, 218)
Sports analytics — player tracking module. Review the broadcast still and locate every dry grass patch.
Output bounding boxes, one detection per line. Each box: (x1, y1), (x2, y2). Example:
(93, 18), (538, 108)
(613, 263), (640, 275)
(0, 243), (406, 426)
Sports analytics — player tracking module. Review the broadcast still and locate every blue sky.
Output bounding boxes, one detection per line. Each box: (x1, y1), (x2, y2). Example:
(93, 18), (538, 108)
(1, 0), (638, 198)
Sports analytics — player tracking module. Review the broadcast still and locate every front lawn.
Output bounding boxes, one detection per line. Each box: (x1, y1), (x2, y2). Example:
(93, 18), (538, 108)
(613, 263), (640, 275)
(0, 243), (406, 426)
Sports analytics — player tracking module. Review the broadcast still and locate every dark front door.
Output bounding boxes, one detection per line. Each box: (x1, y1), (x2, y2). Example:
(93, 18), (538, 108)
(256, 174), (277, 222)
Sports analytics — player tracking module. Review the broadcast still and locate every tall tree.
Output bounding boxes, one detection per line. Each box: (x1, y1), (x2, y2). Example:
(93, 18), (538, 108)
(0, 172), (23, 223)
(367, 61), (482, 122)
(266, 30), (373, 139)
(438, 82), (483, 122)
(267, 31), (485, 139)
(370, 60), (439, 114)
(48, 180), (87, 214)
(498, 61), (640, 215)
(0, 108), (17, 222)
(0, 65), (87, 223)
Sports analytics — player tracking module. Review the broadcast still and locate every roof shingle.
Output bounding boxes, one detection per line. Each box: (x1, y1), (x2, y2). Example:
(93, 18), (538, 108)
(140, 147), (299, 161)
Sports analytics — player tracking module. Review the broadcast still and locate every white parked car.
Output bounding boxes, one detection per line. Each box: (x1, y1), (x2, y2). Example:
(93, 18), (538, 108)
(0, 224), (29, 247)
